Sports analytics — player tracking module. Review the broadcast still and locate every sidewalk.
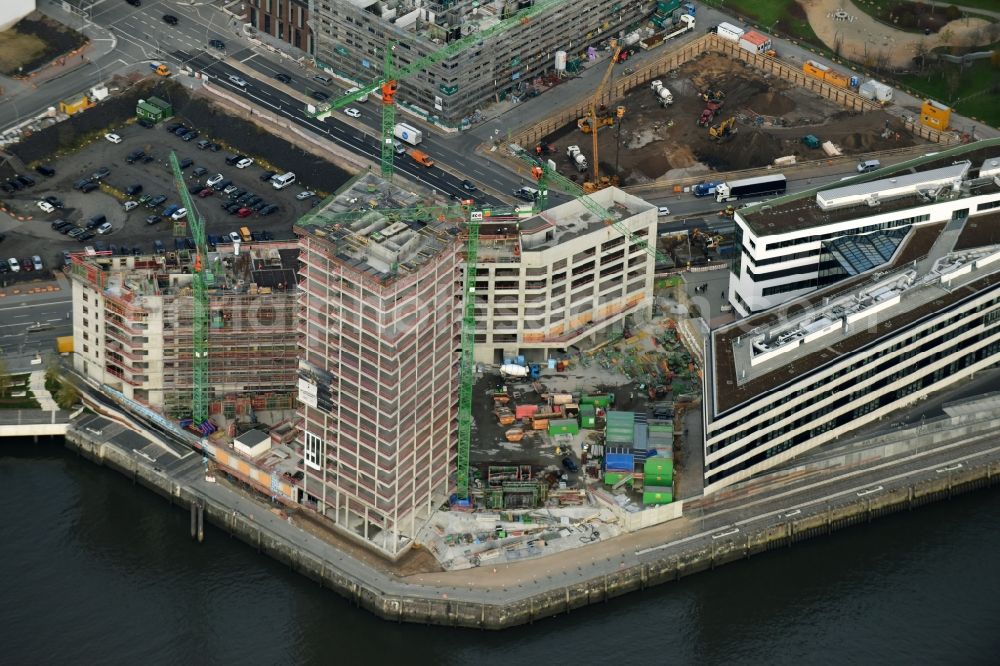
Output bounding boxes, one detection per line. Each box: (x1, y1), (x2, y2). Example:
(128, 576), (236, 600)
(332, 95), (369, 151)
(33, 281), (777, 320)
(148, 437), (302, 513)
(32, 0), (118, 83)
(28, 370), (59, 411)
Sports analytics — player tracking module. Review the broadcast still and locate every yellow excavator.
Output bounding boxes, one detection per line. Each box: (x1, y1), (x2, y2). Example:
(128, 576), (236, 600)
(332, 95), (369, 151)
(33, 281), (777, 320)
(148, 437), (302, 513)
(709, 116), (737, 140)
(580, 42), (625, 193)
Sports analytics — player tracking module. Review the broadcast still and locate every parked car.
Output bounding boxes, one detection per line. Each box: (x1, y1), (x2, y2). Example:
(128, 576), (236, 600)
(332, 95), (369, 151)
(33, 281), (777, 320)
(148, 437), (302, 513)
(67, 227), (86, 238)
(170, 207), (188, 221)
(7, 257), (20, 272)
(187, 184), (203, 195)
(14, 174), (35, 188)
(198, 188), (214, 198)
(225, 154), (241, 166)
(258, 203), (279, 216)
(126, 149), (145, 163)
(92, 166), (111, 180)
(86, 214), (107, 230)
(223, 201), (241, 213)
(196, 139), (212, 150)
(77, 231), (95, 242)
(123, 201), (139, 211)
(178, 158), (193, 169)
(145, 215), (162, 225)
(166, 122), (184, 133)
(138, 194), (152, 206)
(237, 207), (253, 218)
(31, 255), (42, 271)
(37, 201), (55, 213)
(181, 129), (199, 142)
(191, 167), (208, 178)
(229, 232), (241, 243)
(259, 170), (277, 182)
(223, 184), (239, 195)
(35, 165), (55, 177)
(62, 250), (72, 265)
(148, 194), (167, 207)
(163, 204), (181, 217)
(213, 179), (232, 192)
(21, 257), (33, 272)
(97, 222), (113, 235)
(43, 196), (64, 209)
(105, 133), (122, 144)
(296, 190), (315, 200)
(153, 240), (165, 254)
(228, 188), (246, 200)
(235, 157), (254, 169)
(206, 173), (224, 187)
(137, 117), (155, 128)
(80, 181), (99, 193)
(73, 178), (93, 190)
(562, 457), (579, 473)
(125, 183), (143, 196)
(132, 245), (142, 256)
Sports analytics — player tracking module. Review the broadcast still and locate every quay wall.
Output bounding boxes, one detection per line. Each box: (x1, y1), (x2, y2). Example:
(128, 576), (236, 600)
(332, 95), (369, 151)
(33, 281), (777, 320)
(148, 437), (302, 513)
(64, 427), (1000, 629)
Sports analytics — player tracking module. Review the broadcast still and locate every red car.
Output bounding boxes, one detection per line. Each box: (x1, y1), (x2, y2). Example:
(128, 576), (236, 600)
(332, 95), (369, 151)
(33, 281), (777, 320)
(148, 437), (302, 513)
(237, 207), (253, 218)
(21, 257), (34, 272)
(198, 188), (214, 198)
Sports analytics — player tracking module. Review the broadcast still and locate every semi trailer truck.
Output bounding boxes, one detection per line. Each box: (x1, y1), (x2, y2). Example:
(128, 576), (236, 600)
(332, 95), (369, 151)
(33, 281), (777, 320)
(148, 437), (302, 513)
(715, 174), (787, 202)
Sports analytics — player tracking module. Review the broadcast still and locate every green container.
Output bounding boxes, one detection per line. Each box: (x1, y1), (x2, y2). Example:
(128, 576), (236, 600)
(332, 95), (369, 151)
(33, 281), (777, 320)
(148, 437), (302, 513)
(136, 101), (163, 122)
(643, 485), (673, 505)
(644, 456), (674, 481)
(147, 96), (173, 117)
(581, 393), (613, 408)
(548, 418), (579, 436)
(604, 472), (633, 487)
(579, 404), (596, 428)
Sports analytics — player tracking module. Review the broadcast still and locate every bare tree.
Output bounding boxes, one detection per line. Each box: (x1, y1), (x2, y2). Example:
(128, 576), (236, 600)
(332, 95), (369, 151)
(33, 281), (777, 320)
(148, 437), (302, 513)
(913, 40), (930, 72)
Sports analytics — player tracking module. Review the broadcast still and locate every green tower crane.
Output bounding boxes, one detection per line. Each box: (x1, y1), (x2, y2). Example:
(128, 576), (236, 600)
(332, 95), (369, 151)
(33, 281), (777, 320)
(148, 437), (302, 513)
(169, 151), (211, 424)
(307, 0), (570, 181)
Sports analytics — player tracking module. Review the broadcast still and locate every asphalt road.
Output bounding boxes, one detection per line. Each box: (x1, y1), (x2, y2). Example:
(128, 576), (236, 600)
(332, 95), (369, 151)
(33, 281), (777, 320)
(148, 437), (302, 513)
(0, 290), (72, 372)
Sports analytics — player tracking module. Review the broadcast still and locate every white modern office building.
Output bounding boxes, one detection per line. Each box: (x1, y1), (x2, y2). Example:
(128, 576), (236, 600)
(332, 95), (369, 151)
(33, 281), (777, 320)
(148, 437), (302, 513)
(704, 140), (1000, 493)
(727, 145), (1000, 317)
(473, 186), (658, 363)
(0, 0), (34, 31)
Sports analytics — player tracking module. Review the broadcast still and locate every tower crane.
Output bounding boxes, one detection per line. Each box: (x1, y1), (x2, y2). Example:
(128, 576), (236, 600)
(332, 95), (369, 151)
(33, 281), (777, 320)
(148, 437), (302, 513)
(578, 43), (625, 192)
(307, 0), (569, 181)
(169, 151), (212, 425)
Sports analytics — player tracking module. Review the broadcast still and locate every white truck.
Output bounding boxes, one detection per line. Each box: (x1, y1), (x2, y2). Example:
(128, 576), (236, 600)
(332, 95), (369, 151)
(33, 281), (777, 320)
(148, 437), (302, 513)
(566, 145), (588, 172)
(665, 13), (695, 41)
(650, 80), (673, 106)
(393, 123), (423, 146)
(716, 22), (745, 43)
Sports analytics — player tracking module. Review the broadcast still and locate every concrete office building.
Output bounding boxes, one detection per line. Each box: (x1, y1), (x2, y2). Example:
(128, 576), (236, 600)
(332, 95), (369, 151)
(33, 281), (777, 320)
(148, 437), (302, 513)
(69, 245), (300, 420)
(0, 0), (35, 32)
(473, 186), (657, 363)
(311, 0), (652, 126)
(704, 144), (1000, 493)
(247, 0), (315, 54)
(293, 174), (460, 558)
(727, 143), (1000, 316)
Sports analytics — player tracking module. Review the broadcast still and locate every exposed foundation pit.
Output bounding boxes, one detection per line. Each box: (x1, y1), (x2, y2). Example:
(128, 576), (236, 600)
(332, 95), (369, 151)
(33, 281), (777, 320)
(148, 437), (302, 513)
(541, 52), (925, 184)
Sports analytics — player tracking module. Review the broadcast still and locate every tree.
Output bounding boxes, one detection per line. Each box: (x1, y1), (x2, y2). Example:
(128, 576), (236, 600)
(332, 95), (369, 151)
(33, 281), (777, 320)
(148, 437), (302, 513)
(43, 352), (60, 391)
(55, 381), (80, 410)
(0, 357), (9, 398)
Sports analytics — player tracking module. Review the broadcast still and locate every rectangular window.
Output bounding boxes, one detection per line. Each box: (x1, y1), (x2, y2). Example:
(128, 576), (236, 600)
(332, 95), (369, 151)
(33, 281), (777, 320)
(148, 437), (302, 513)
(304, 431), (323, 470)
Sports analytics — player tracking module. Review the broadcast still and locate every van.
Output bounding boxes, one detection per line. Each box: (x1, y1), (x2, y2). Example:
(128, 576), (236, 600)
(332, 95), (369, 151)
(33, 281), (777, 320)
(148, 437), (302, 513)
(271, 172), (296, 190)
(239, 226), (252, 242)
(408, 149), (434, 168)
(313, 75), (332, 86)
(857, 159), (881, 173)
(514, 186), (539, 202)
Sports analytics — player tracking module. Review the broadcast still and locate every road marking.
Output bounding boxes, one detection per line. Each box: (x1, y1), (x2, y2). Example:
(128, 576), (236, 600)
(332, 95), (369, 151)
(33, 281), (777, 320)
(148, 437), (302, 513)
(935, 463), (963, 473)
(856, 485), (884, 497)
(241, 54), (258, 64)
(711, 528), (739, 539)
(782, 509), (801, 518)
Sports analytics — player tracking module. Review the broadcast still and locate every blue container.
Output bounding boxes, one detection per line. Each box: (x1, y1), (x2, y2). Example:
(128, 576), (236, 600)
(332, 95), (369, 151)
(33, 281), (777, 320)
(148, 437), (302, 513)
(516, 355), (525, 366)
(548, 358), (557, 369)
(606, 453), (635, 472)
(850, 75), (859, 88)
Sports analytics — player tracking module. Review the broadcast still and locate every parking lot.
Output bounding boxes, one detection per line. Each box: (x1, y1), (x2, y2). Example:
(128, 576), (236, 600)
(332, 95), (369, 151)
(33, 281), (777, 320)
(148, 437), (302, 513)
(0, 114), (335, 282)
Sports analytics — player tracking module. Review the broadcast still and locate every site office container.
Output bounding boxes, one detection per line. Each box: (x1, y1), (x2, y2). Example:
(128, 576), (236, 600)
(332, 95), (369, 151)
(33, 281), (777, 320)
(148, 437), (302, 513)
(644, 456), (674, 485)
(738, 30), (771, 55)
(716, 22), (744, 42)
(803, 59), (830, 80)
(920, 100), (951, 131)
(548, 418), (580, 436)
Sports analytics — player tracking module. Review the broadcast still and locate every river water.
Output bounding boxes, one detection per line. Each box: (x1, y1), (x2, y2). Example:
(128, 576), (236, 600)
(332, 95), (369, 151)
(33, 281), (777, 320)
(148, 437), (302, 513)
(2, 439), (998, 665)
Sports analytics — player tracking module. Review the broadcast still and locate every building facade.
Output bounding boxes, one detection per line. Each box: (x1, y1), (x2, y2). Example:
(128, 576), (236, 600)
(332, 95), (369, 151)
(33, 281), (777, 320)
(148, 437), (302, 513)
(728, 149), (1000, 316)
(0, 0), (35, 32)
(247, 0), (314, 54)
(473, 187), (658, 363)
(69, 246), (300, 420)
(704, 141), (1000, 493)
(311, 0), (652, 126)
(294, 178), (460, 557)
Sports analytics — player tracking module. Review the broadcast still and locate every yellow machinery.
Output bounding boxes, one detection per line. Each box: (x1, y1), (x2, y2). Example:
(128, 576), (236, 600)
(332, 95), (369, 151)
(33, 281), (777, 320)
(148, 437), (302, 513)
(708, 116), (737, 140)
(580, 43), (624, 193)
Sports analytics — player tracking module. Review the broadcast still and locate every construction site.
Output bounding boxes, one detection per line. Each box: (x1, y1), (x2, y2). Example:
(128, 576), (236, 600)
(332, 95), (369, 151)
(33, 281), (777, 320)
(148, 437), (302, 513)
(69, 242), (301, 431)
(538, 50), (924, 186)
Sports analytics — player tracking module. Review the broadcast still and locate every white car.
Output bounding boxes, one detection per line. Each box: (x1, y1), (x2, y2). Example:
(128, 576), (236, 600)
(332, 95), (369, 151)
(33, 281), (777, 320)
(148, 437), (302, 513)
(123, 200), (138, 211)
(229, 231), (241, 243)
(37, 201), (55, 213)
(206, 173), (224, 187)
(228, 75), (248, 88)
(296, 190), (315, 200)
(657, 206), (671, 217)
(97, 222), (113, 234)
(235, 157), (254, 169)
(7, 257), (20, 272)
(31, 255), (42, 271)
(170, 207), (188, 221)
(344, 108), (361, 118)
(105, 133), (122, 144)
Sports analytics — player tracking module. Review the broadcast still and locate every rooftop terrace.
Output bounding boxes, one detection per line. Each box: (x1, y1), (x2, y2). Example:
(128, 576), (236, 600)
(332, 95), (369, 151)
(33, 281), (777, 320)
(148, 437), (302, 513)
(519, 187), (655, 251)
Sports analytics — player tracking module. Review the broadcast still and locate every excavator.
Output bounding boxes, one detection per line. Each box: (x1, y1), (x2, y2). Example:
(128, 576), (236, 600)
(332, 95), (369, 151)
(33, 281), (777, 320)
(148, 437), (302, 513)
(579, 42), (625, 193)
(709, 116), (737, 140)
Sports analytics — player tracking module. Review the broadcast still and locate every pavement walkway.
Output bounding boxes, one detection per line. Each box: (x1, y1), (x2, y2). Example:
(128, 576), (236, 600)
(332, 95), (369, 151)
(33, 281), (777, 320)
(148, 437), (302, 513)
(28, 370), (59, 411)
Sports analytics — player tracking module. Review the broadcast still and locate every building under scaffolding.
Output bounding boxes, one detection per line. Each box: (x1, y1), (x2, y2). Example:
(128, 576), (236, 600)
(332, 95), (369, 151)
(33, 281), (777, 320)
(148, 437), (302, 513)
(69, 243), (300, 423)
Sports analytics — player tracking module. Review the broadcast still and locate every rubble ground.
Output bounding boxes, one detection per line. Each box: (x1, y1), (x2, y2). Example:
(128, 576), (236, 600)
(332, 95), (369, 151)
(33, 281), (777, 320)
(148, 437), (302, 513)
(543, 52), (923, 184)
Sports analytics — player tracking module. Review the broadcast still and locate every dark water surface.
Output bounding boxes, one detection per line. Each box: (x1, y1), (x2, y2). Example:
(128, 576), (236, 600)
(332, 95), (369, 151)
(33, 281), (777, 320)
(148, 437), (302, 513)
(2, 439), (998, 665)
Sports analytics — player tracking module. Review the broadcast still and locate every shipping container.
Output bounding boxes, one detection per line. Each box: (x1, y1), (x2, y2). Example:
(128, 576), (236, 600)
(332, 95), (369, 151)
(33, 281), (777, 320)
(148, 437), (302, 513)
(581, 393), (614, 408)
(548, 418), (580, 436)
(515, 404), (539, 420)
(643, 485), (674, 505)
(56, 336), (74, 354)
(802, 59), (830, 79)
(824, 70), (851, 89)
